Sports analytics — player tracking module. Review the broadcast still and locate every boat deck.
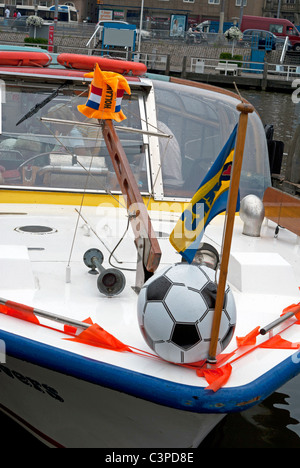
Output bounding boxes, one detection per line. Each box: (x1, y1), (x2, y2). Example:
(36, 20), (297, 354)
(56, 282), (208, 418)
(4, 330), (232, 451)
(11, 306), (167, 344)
(0, 201), (299, 407)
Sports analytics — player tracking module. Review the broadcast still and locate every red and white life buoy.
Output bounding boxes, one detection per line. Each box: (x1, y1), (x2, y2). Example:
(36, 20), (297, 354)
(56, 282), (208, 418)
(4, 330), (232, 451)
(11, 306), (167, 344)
(57, 53), (147, 76)
(0, 51), (52, 67)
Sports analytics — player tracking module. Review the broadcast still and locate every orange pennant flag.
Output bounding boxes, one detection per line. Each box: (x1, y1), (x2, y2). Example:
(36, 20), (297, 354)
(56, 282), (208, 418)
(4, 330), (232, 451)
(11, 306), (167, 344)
(65, 322), (133, 353)
(197, 363), (232, 392)
(236, 326), (260, 347)
(0, 301), (40, 325)
(63, 317), (93, 336)
(281, 303), (300, 321)
(260, 335), (300, 349)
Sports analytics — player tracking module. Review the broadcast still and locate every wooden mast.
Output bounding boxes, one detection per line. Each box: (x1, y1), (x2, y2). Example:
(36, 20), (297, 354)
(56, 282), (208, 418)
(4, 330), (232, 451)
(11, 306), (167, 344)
(102, 119), (161, 290)
(207, 101), (254, 364)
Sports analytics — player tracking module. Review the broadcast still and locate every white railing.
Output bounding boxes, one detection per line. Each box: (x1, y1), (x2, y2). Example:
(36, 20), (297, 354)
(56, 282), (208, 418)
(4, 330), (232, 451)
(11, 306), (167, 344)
(267, 63), (300, 80)
(135, 53), (300, 82)
(135, 52), (168, 67)
(86, 24), (102, 49)
(190, 57), (265, 76)
(188, 57), (300, 80)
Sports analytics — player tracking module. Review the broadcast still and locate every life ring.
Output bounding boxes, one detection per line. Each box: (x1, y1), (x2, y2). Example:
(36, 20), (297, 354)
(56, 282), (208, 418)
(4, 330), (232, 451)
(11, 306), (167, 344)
(0, 51), (52, 67)
(57, 53), (147, 76)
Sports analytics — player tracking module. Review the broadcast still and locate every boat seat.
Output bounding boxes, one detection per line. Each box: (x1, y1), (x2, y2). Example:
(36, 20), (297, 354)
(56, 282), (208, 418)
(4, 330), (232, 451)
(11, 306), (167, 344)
(0, 149), (24, 183)
(0, 149), (24, 166)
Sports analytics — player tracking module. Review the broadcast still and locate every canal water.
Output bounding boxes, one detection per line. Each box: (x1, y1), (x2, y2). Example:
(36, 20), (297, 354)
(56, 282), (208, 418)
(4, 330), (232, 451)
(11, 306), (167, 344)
(242, 87), (300, 154)
(1, 88), (300, 449)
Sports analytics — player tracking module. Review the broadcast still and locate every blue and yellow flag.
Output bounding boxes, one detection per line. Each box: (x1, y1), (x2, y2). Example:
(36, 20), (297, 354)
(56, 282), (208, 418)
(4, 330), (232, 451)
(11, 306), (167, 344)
(169, 125), (238, 263)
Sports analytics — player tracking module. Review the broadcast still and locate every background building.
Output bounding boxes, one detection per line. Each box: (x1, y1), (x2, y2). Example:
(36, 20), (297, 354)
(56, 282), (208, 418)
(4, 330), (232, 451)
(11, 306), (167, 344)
(96, 0), (265, 28)
(2, 0), (271, 26)
(263, 0), (300, 25)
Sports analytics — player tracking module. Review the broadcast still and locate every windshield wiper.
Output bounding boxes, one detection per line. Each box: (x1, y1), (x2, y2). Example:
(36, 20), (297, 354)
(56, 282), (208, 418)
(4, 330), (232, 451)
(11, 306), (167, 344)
(16, 84), (68, 126)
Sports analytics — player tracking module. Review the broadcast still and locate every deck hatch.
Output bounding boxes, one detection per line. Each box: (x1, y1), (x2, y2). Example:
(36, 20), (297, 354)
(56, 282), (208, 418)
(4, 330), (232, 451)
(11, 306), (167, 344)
(15, 225), (57, 235)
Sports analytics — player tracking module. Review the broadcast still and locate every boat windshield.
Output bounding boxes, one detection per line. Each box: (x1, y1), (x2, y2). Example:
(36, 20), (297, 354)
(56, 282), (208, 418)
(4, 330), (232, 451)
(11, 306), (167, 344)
(0, 83), (148, 194)
(0, 79), (270, 202)
(153, 80), (271, 200)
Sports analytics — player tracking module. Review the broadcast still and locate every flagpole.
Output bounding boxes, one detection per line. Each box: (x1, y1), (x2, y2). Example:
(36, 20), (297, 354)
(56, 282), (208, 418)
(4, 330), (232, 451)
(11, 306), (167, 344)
(207, 101), (254, 364)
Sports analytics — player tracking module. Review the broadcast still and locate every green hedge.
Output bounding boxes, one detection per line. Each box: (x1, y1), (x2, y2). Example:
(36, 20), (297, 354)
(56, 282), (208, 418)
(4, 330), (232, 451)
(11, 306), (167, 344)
(219, 52), (243, 67)
(24, 37), (48, 50)
(219, 52), (232, 61)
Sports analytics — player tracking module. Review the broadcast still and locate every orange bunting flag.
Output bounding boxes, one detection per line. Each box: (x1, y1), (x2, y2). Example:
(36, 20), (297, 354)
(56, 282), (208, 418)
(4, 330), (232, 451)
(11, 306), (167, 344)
(0, 301), (40, 325)
(259, 335), (300, 350)
(236, 326), (261, 347)
(197, 364), (233, 393)
(65, 322), (133, 353)
(77, 63), (131, 122)
(281, 302), (300, 321)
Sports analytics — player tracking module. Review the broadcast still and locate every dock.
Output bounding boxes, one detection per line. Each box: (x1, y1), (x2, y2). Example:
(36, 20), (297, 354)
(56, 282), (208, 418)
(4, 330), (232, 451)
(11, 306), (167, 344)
(138, 42), (300, 93)
(146, 62), (298, 92)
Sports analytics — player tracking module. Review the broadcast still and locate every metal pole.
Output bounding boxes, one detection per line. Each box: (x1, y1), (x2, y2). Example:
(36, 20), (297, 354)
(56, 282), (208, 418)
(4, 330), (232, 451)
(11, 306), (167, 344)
(40, 117), (172, 138)
(0, 297), (91, 330)
(277, 0), (282, 18)
(138, 0), (144, 53)
(219, 0), (225, 34)
(239, 2), (244, 27)
(54, 0), (58, 28)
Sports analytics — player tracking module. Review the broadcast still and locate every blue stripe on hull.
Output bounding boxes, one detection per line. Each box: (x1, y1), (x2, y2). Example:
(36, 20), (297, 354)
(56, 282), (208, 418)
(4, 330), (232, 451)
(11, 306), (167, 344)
(1, 329), (300, 414)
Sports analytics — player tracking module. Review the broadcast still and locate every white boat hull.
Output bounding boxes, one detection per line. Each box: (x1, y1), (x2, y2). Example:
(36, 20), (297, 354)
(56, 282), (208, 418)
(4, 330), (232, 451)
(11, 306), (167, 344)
(0, 354), (224, 448)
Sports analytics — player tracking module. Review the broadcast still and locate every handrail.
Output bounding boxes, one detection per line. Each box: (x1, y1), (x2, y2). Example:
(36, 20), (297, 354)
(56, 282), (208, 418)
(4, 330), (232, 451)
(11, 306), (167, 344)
(86, 24), (101, 48)
(280, 36), (289, 64)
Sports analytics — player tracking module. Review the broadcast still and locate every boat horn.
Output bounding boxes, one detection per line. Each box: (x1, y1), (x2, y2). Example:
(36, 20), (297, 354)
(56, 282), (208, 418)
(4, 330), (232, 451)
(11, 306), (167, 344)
(83, 248), (126, 297)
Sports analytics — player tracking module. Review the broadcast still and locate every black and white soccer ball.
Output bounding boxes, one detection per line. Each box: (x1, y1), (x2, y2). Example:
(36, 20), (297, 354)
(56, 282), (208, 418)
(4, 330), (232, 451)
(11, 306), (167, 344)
(137, 263), (236, 364)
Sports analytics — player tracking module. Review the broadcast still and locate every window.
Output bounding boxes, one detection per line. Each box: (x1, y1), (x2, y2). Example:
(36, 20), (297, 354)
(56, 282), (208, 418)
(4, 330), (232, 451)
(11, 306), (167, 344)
(208, 0), (220, 4)
(0, 85), (149, 194)
(270, 24), (284, 34)
(236, 0), (247, 6)
(152, 80), (270, 199)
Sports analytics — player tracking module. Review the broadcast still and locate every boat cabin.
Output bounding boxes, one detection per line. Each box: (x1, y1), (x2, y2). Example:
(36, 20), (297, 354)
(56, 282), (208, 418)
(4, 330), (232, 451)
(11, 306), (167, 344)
(0, 68), (270, 203)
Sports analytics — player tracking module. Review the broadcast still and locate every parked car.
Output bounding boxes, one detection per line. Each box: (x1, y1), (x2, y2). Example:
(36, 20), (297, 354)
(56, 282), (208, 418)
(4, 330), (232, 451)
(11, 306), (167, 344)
(11, 16), (29, 32)
(242, 29), (291, 50)
(241, 15), (300, 51)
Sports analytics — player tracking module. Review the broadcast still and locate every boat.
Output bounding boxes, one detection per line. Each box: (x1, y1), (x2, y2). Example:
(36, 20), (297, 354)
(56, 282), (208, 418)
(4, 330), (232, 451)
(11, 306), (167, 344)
(0, 51), (52, 67)
(57, 53), (147, 75)
(0, 48), (299, 449)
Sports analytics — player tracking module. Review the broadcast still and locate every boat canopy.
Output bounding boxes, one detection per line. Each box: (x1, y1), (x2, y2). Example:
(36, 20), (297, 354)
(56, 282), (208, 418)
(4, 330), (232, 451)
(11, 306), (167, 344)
(0, 73), (270, 201)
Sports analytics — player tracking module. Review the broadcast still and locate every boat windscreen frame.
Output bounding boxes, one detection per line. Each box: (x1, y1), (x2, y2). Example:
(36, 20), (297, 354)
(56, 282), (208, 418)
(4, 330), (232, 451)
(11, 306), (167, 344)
(0, 75), (156, 198)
